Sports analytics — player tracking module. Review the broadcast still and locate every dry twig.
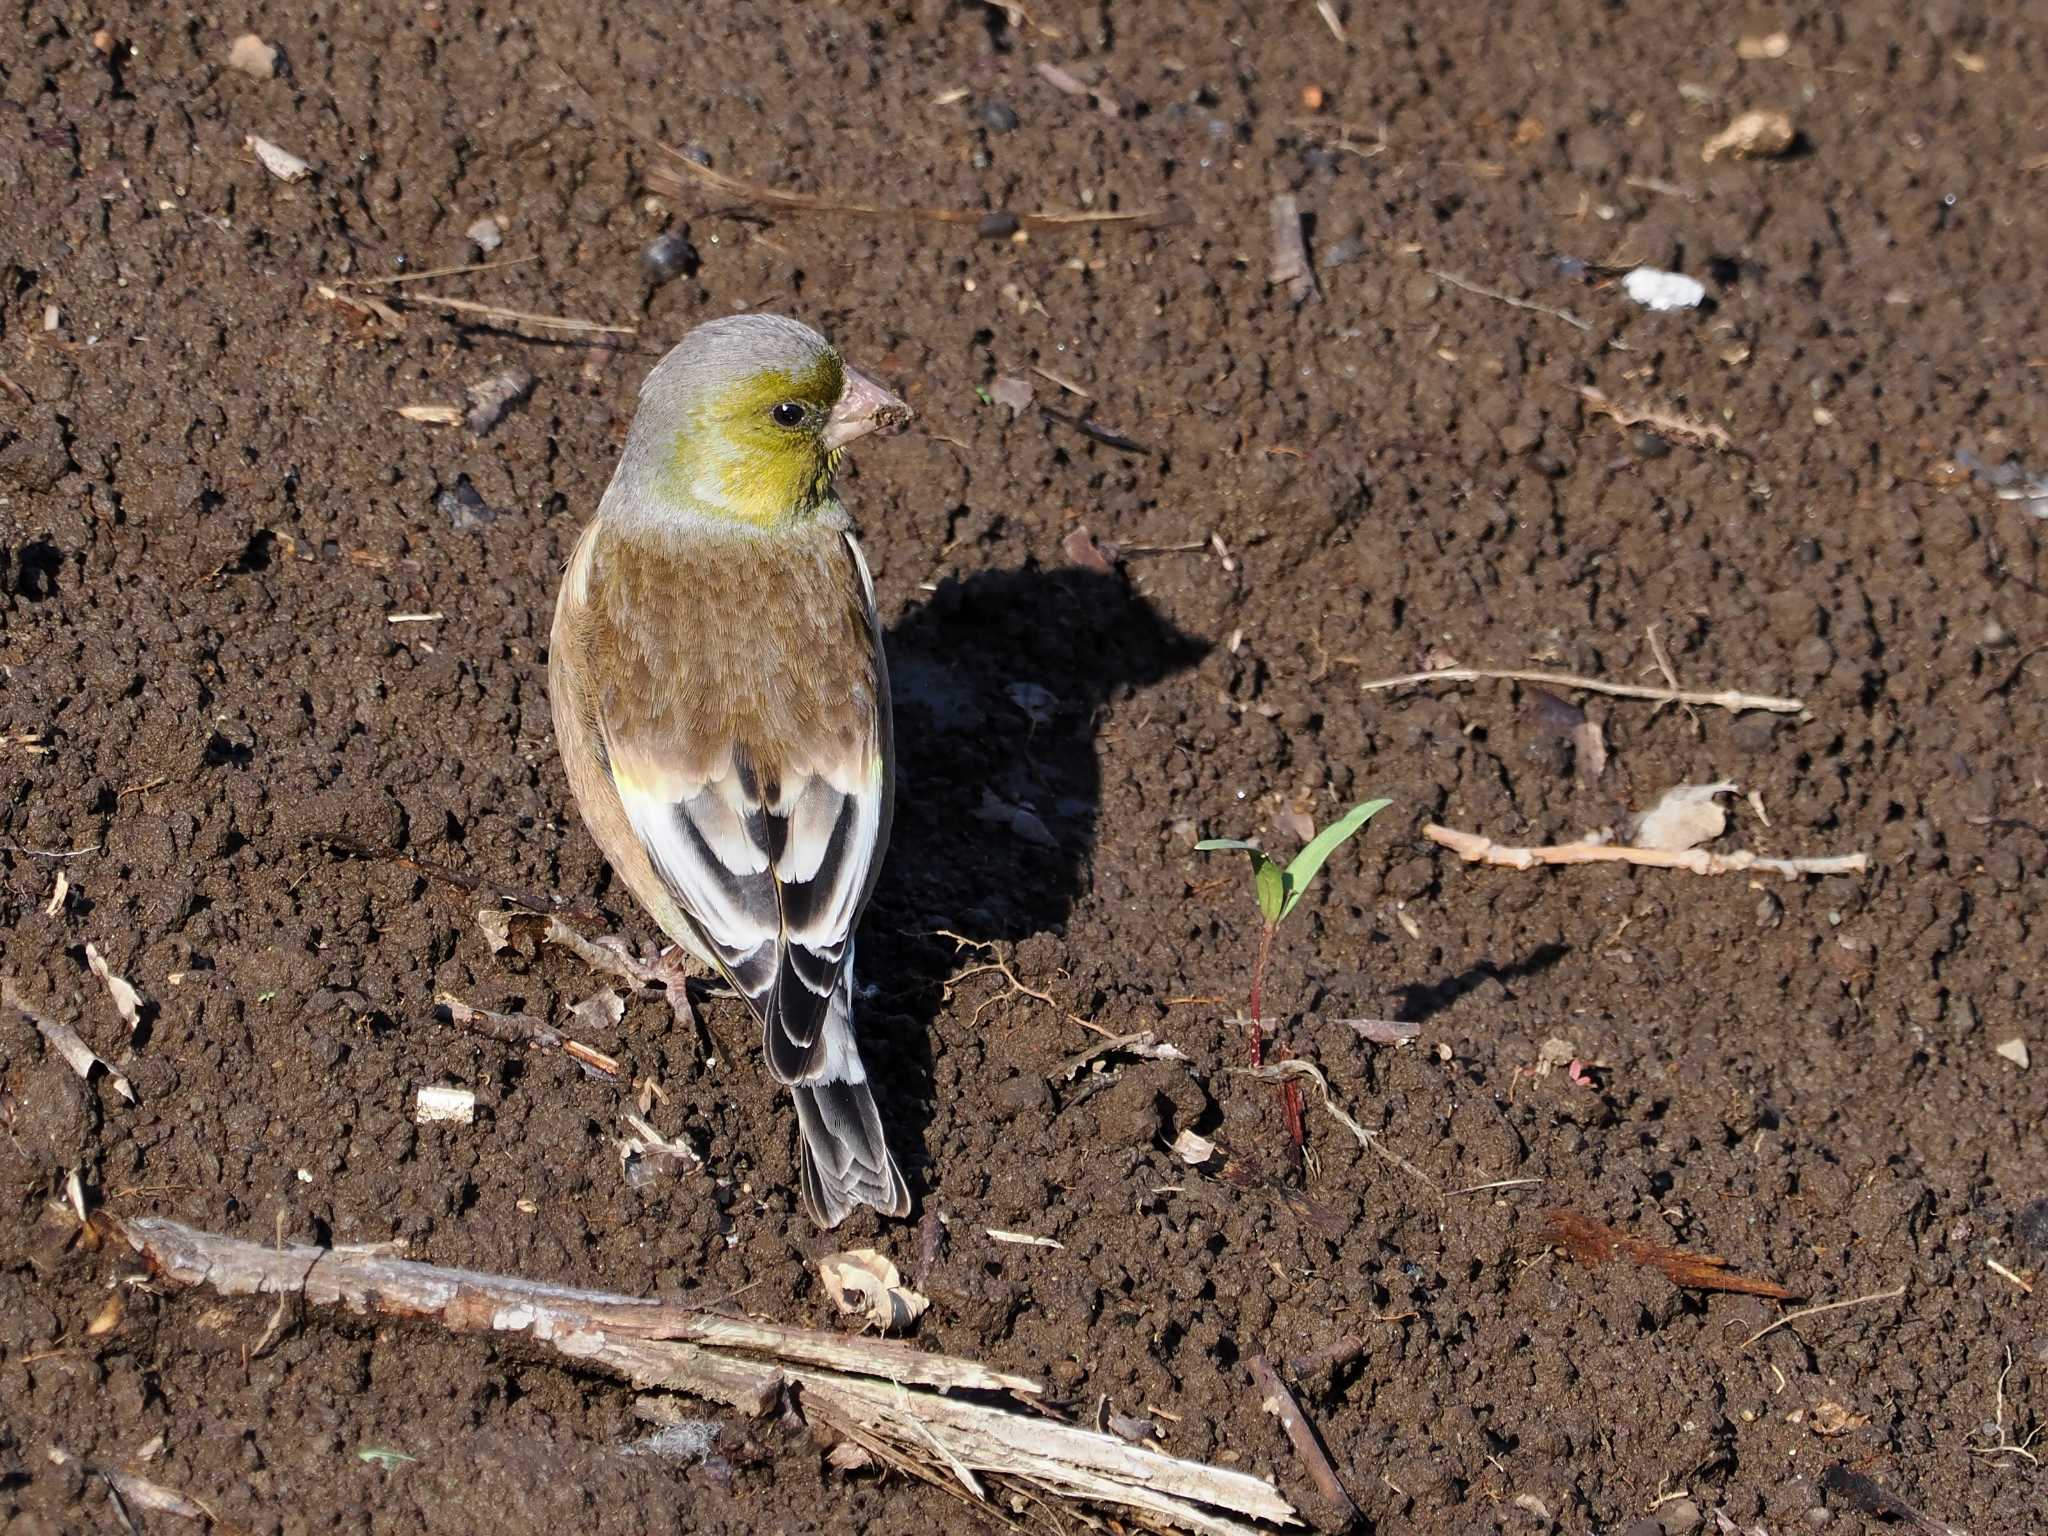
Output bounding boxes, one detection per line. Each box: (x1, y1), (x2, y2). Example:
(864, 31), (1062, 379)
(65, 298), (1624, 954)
(1247, 1355), (1358, 1524)
(1357, 665), (1804, 714)
(437, 991), (622, 1081)
(1426, 823), (1868, 879)
(110, 1216), (1296, 1536)
(1742, 1283), (1907, 1348)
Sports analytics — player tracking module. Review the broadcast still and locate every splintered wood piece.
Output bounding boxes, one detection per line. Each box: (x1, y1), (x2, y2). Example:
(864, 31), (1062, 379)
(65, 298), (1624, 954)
(109, 1216), (1297, 1536)
(1544, 1208), (1797, 1299)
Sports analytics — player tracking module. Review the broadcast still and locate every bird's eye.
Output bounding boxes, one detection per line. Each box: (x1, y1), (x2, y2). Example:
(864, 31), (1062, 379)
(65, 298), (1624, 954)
(771, 401), (807, 428)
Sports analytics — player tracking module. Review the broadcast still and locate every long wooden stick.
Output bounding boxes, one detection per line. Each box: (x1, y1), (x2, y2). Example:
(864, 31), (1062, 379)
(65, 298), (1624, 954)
(1425, 823), (1868, 879)
(1357, 666), (1804, 714)
(111, 1217), (1296, 1536)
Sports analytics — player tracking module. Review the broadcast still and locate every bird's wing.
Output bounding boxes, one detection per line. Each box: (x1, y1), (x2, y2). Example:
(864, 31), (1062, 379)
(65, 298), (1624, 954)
(594, 533), (889, 1085)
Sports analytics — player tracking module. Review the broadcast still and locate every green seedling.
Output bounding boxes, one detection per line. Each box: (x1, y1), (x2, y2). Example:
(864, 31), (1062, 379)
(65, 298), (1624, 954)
(1197, 797), (1392, 1165)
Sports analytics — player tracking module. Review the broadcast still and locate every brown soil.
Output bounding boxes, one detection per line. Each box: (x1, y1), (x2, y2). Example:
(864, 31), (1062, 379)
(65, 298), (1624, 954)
(4, 3), (2045, 1532)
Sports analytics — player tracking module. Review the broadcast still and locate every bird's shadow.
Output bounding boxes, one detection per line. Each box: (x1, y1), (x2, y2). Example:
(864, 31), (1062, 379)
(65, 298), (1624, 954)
(857, 565), (1209, 1201)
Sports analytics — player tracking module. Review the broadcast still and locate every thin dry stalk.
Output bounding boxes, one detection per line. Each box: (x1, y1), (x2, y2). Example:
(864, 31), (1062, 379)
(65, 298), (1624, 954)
(1426, 823), (1869, 879)
(1357, 665), (1804, 714)
(547, 63), (1168, 233)
(1429, 269), (1591, 331)
(379, 291), (635, 336)
(340, 257), (537, 287)
(1742, 1283), (1907, 1348)
(1643, 621), (1701, 734)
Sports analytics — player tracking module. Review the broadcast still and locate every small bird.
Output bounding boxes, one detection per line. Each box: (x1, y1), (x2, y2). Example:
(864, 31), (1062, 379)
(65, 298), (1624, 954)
(549, 313), (914, 1227)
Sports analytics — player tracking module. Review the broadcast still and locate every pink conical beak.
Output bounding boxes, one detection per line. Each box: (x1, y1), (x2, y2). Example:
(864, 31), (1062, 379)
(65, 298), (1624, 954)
(822, 365), (912, 451)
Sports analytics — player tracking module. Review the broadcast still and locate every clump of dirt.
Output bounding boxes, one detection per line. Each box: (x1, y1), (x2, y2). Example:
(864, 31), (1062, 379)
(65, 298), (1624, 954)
(3, 4), (2043, 1534)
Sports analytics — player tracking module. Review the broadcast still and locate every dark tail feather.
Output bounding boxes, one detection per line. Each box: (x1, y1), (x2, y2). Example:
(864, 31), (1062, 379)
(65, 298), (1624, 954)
(793, 1078), (909, 1227)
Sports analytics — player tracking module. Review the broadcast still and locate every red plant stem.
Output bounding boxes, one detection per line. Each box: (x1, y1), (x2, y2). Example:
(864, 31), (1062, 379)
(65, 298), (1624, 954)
(1248, 923), (1306, 1171)
(1247, 923), (1274, 1065)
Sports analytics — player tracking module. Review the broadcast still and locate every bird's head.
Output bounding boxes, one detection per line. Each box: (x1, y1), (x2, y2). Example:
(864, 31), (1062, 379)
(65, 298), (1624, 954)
(623, 313), (911, 530)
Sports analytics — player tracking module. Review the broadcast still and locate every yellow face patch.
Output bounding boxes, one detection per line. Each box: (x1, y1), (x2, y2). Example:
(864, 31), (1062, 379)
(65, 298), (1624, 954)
(665, 352), (846, 527)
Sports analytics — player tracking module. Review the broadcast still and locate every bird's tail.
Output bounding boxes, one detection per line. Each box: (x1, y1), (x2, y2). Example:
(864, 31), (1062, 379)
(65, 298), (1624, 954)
(791, 960), (909, 1228)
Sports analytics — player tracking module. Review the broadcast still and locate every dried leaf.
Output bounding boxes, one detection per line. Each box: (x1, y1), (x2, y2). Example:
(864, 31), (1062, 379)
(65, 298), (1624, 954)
(1572, 715), (1608, 781)
(396, 403), (463, 425)
(44, 869), (68, 916)
(1169, 1129), (1217, 1165)
(1062, 525), (1116, 574)
(1544, 1208), (1796, 1298)
(985, 1229), (1064, 1250)
(5, 978), (134, 1102)
(827, 1439), (875, 1471)
(1702, 108), (1796, 162)
(819, 1249), (929, 1332)
(465, 366), (536, 435)
(1808, 1399), (1869, 1437)
(1631, 781), (1738, 851)
(988, 374), (1035, 418)
(1268, 193), (1318, 304)
(85, 943), (144, 1036)
(246, 134), (311, 182)
(569, 988), (625, 1035)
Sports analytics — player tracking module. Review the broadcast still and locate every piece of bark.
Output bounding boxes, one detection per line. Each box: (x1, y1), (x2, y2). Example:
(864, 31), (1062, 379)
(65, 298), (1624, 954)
(1544, 1208), (1796, 1299)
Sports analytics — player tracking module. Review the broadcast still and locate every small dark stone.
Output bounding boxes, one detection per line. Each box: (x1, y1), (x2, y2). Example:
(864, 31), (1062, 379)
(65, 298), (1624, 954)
(680, 144), (713, 167)
(2016, 1195), (2048, 1253)
(979, 99), (1019, 133)
(992, 1073), (1053, 1120)
(977, 209), (1020, 239)
(437, 475), (499, 530)
(642, 230), (698, 285)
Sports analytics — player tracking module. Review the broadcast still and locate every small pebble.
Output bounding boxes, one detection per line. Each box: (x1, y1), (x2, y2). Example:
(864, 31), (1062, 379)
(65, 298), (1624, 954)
(979, 99), (1019, 133)
(466, 217), (502, 254)
(978, 210), (1021, 239)
(679, 144), (713, 167)
(1703, 108), (1797, 162)
(437, 476), (499, 530)
(1622, 267), (1706, 311)
(227, 33), (278, 78)
(641, 230), (698, 285)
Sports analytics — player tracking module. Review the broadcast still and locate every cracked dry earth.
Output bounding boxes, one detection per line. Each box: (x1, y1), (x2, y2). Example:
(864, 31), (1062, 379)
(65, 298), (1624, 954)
(3, 2), (2045, 1533)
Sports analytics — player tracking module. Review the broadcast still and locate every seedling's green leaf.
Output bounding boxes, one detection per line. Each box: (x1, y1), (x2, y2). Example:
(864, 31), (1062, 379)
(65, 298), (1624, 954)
(1254, 857), (1285, 924)
(357, 1448), (417, 1469)
(1279, 798), (1392, 920)
(1194, 839), (1285, 924)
